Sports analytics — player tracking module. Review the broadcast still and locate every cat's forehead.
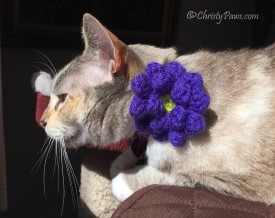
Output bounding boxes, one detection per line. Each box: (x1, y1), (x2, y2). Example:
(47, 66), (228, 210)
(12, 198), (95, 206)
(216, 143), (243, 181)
(52, 59), (79, 94)
(52, 57), (112, 95)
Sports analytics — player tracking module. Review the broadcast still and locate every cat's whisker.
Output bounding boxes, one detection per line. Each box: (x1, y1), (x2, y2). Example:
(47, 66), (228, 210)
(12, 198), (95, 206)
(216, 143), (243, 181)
(34, 49), (58, 76)
(54, 141), (61, 193)
(59, 141), (66, 217)
(63, 147), (78, 209)
(42, 140), (54, 200)
(32, 61), (56, 78)
(30, 63), (54, 78)
(38, 136), (51, 154)
(62, 139), (79, 207)
(32, 138), (54, 174)
(52, 139), (58, 179)
(41, 137), (79, 214)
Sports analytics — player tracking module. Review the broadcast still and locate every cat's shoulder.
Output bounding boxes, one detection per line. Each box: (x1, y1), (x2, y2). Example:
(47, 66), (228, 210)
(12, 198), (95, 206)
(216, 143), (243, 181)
(128, 44), (177, 64)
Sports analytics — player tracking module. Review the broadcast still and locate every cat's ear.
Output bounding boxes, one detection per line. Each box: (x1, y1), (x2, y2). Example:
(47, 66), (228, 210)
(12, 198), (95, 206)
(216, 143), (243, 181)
(82, 13), (125, 74)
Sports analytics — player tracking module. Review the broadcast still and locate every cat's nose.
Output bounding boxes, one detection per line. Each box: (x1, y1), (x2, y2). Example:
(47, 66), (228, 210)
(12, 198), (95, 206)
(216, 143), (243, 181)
(40, 120), (47, 128)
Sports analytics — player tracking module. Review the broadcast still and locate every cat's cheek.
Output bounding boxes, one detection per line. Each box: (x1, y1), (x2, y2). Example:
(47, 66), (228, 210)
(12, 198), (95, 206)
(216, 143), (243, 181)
(64, 126), (89, 148)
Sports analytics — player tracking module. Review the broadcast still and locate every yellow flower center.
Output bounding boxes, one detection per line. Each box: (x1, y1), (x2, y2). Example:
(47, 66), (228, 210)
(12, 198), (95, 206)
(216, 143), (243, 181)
(161, 94), (175, 113)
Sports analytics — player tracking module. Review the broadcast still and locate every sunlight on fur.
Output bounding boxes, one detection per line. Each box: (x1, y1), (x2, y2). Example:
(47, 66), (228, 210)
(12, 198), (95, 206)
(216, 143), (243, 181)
(33, 13), (275, 218)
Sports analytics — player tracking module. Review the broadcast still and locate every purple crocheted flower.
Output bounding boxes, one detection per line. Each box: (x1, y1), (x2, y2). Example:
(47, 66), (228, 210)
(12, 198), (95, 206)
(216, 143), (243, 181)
(130, 62), (210, 147)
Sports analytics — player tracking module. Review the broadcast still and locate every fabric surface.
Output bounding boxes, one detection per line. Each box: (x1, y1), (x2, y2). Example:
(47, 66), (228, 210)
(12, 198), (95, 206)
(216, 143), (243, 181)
(112, 185), (275, 218)
(35, 93), (50, 124)
(130, 133), (148, 158)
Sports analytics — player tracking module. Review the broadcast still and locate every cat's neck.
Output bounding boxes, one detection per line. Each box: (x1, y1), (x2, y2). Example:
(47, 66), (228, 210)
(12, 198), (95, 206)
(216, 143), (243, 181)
(126, 44), (178, 79)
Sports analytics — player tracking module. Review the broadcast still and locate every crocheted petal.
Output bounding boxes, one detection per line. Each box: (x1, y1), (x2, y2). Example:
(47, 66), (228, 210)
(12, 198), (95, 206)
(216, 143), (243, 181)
(146, 93), (164, 118)
(151, 71), (173, 95)
(182, 72), (192, 84)
(145, 62), (164, 79)
(185, 111), (206, 136)
(182, 73), (203, 89)
(131, 74), (152, 98)
(134, 116), (151, 133)
(165, 62), (187, 80)
(150, 114), (169, 134)
(170, 80), (192, 106)
(190, 73), (204, 89)
(169, 106), (188, 131)
(189, 90), (210, 114)
(129, 96), (148, 119)
(168, 131), (187, 147)
(152, 132), (168, 142)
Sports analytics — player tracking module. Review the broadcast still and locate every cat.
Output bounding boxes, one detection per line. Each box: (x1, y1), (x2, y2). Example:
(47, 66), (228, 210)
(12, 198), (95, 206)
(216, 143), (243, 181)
(35, 13), (178, 217)
(111, 42), (275, 203)
(39, 13), (275, 208)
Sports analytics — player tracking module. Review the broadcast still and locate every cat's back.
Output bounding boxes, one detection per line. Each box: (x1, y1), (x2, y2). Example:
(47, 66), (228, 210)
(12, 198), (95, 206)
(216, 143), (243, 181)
(170, 43), (275, 203)
(176, 43), (275, 113)
(131, 42), (275, 203)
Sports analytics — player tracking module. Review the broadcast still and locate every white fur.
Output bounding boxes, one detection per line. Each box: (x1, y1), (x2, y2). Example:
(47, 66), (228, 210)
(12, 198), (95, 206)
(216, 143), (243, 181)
(146, 137), (175, 169)
(34, 71), (52, 96)
(112, 173), (134, 202)
(48, 93), (59, 108)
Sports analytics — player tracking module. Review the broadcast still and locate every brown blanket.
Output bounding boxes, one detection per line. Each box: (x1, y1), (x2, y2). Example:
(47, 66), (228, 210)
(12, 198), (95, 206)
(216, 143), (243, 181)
(112, 185), (275, 218)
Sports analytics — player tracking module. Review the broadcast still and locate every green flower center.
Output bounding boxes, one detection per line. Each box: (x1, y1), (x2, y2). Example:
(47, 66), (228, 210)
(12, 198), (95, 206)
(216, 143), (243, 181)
(161, 94), (175, 113)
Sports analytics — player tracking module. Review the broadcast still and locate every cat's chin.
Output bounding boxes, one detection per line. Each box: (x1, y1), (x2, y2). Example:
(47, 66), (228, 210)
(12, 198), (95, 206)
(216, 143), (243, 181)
(63, 128), (91, 149)
(62, 135), (82, 149)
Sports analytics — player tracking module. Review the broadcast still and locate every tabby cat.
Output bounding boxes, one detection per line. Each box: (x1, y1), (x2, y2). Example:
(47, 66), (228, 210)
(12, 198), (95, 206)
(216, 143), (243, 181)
(39, 13), (275, 205)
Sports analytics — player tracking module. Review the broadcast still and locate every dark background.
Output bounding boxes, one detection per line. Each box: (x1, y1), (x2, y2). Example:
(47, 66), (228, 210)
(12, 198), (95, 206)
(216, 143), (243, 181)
(0, 0), (274, 217)
(19, 0), (165, 31)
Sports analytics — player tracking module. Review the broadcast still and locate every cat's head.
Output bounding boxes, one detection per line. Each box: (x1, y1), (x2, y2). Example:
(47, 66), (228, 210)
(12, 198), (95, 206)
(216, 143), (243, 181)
(39, 13), (177, 148)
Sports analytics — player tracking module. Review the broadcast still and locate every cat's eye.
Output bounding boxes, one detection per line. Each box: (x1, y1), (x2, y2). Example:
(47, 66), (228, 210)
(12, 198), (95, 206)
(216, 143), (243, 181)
(55, 93), (68, 111)
(58, 93), (68, 103)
